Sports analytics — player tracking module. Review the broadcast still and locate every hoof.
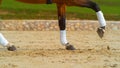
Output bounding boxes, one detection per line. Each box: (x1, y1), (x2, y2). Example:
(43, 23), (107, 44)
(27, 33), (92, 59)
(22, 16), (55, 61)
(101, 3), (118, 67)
(7, 45), (17, 51)
(65, 43), (76, 50)
(97, 27), (105, 38)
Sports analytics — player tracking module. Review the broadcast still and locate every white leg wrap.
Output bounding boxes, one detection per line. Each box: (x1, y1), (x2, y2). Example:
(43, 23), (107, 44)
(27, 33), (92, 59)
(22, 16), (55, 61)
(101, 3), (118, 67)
(0, 33), (9, 47)
(60, 30), (68, 45)
(96, 11), (106, 27)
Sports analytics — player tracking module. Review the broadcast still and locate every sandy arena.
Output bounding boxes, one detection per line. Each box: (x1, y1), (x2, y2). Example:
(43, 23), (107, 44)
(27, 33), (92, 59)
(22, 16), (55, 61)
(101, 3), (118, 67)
(0, 30), (120, 68)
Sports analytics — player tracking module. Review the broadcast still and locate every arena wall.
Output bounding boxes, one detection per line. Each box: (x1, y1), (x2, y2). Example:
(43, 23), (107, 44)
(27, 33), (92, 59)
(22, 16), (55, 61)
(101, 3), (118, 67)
(0, 20), (120, 31)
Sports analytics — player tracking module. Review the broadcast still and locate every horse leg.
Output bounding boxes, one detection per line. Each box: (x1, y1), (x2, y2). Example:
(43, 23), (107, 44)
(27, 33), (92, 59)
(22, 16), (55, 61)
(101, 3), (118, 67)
(57, 4), (75, 50)
(80, 0), (106, 38)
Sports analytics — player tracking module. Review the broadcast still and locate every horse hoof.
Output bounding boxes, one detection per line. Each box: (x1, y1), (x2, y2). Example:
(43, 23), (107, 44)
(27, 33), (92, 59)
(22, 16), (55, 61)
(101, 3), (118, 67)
(65, 43), (76, 50)
(97, 27), (105, 38)
(7, 45), (17, 51)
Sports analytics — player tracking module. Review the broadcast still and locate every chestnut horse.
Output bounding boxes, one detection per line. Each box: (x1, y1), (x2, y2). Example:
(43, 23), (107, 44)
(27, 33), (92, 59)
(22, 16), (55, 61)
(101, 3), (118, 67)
(0, 0), (106, 50)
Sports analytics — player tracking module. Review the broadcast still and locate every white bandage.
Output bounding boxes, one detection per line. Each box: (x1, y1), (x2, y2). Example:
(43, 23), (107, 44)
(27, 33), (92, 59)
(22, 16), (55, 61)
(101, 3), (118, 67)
(60, 30), (68, 45)
(96, 11), (106, 27)
(0, 33), (9, 46)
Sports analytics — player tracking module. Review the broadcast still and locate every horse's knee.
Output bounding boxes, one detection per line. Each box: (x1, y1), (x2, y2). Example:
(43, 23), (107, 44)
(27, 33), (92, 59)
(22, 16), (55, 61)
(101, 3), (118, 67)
(81, 1), (100, 12)
(58, 16), (66, 30)
(88, 1), (100, 12)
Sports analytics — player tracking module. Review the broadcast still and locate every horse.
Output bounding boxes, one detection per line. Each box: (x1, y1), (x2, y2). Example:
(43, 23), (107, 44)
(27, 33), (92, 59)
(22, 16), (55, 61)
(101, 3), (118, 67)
(0, 0), (106, 50)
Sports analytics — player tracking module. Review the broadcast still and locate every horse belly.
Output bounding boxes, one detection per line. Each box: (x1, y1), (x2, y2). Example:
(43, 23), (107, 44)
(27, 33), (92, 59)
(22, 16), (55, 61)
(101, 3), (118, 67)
(16, 0), (46, 4)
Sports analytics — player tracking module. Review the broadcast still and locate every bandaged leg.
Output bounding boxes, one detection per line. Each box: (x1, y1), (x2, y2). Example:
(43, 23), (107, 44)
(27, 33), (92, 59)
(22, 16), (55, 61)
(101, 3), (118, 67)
(60, 30), (68, 45)
(96, 11), (106, 27)
(96, 11), (106, 38)
(0, 33), (9, 47)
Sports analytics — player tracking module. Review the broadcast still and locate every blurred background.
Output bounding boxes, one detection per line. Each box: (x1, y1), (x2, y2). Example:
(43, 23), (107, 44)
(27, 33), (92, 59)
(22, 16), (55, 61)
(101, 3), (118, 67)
(0, 0), (119, 20)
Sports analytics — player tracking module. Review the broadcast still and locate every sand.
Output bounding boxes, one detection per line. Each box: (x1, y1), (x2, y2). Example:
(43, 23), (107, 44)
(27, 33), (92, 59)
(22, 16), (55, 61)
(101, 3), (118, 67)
(0, 31), (120, 68)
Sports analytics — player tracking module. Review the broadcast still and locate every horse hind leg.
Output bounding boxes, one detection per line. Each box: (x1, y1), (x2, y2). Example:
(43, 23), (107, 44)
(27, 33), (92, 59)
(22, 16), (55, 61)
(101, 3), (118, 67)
(80, 1), (106, 38)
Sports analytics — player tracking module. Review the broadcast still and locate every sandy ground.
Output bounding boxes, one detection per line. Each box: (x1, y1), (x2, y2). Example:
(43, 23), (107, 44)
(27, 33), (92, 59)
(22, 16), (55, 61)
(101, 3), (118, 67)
(0, 30), (120, 68)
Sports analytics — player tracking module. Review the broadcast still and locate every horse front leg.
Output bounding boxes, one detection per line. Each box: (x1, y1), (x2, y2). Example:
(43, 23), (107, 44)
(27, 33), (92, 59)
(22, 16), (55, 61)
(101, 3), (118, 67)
(57, 4), (75, 50)
(79, 0), (106, 38)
